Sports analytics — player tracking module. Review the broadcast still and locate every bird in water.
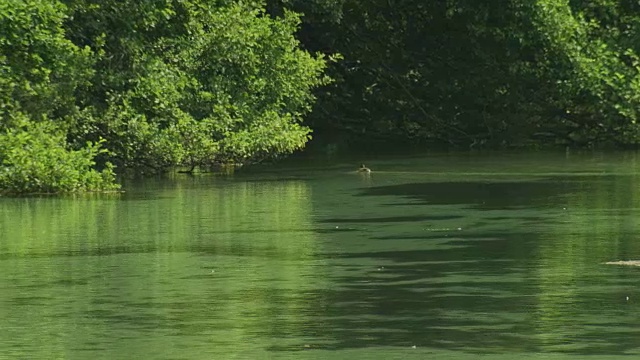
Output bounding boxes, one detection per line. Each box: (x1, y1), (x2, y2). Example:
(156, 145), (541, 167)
(358, 164), (371, 173)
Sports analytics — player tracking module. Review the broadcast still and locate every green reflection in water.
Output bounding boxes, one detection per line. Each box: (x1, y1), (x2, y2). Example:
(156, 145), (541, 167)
(0, 179), (324, 359)
(533, 170), (640, 355)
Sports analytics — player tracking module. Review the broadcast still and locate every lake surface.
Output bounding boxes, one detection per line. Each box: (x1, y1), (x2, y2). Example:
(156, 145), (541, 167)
(2, 151), (640, 359)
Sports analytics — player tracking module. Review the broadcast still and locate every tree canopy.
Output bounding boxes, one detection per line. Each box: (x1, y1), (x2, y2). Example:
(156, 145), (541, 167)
(0, 0), (327, 193)
(277, 0), (640, 148)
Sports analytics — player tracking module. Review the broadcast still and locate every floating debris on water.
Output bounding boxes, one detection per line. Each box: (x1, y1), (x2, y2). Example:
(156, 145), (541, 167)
(605, 260), (640, 267)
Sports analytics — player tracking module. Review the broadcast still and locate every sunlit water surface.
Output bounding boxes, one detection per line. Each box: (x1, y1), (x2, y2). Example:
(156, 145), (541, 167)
(2, 152), (640, 359)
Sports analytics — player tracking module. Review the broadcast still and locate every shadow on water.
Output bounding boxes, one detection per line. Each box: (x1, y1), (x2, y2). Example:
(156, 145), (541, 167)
(297, 165), (640, 356)
(321, 215), (463, 223)
(357, 178), (590, 208)
(291, 230), (640, 355)
(291, 232), (537, 353)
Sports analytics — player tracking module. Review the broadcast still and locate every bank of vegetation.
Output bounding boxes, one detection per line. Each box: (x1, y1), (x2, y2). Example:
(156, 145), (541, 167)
(2, 0), (640, 193)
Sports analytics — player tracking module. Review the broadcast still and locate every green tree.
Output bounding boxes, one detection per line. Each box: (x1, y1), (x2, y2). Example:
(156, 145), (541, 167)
(0, 0), (117, 194)
(63, 0), (328, 172)
(278, 0), (640, 149)
(0, 0), (93, 125)
(531, 0), (640, 146)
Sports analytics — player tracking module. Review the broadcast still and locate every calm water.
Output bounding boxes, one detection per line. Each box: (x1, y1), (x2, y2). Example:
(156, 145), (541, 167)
(2, 152), (640, 359)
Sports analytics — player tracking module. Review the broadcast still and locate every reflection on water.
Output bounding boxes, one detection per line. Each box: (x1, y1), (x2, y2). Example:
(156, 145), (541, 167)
(2, 152), (640, 359)
(0, 180), (323, 359)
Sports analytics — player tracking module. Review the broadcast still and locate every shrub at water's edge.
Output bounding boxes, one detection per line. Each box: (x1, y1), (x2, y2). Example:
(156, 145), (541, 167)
(0, 117), (119, 195)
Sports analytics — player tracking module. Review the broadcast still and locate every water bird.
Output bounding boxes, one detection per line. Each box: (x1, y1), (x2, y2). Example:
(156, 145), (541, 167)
(358, 164), (371, 173)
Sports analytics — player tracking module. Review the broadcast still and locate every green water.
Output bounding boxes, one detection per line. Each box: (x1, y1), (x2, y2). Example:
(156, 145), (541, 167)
(2, 151), (640, 359)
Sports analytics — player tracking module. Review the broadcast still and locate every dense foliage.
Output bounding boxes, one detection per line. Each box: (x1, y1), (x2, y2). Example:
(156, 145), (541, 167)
(273, 0), (640, 148)
(0, 0), (327, 193)
(4, 0), (640, 193)
(0, 114), (118, 194)
(0, 0), (115, 194)
(63, 0), (328, 171)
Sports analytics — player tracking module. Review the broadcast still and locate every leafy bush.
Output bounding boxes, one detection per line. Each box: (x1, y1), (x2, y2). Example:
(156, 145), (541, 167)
(0, 115), (119, 194)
